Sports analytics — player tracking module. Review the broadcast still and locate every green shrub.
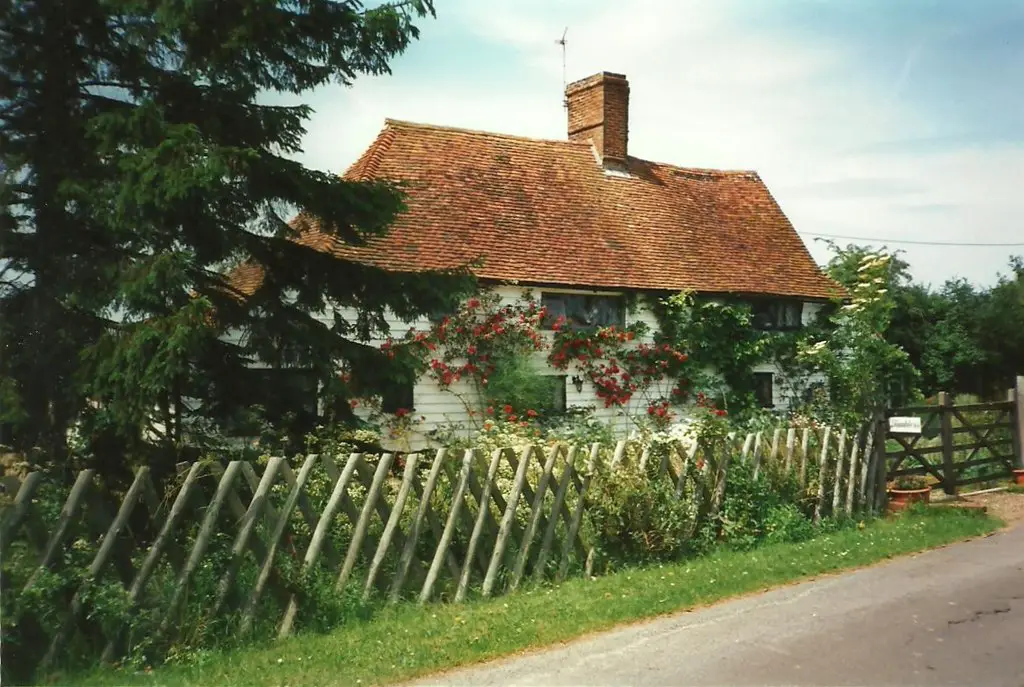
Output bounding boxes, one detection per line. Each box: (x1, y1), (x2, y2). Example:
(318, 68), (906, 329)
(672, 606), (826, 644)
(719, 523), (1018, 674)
(763, 503), (816, 544)
(584, 461), (693, 567)
(695, 459), (812, 553)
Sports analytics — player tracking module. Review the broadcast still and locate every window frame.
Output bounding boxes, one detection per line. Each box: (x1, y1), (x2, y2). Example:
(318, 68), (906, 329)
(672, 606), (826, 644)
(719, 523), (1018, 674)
(540, 292), (626, 331)
(750, 299), (803, 332)
(546, 374), (568, 415)
(753, 371), (775, 409)
(380, 378), (415, 414)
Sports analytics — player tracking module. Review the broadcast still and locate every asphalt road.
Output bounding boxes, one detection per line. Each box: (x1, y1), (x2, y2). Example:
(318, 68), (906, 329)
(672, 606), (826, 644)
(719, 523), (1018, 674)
(414, 524), (1024, 686)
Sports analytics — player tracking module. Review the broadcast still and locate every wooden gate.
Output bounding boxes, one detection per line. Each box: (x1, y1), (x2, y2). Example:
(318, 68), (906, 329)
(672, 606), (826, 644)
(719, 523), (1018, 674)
(881, 380), (1023, 496)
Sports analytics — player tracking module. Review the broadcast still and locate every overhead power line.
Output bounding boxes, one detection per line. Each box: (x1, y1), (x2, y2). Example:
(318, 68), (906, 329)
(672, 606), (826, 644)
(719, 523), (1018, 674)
(799, 231), (1024, 248)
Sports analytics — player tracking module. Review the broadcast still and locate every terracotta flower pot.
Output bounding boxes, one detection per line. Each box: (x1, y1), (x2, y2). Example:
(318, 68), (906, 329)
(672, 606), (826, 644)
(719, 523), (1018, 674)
(1013, 469), (1024, 486)
(887, 487), (932, 512)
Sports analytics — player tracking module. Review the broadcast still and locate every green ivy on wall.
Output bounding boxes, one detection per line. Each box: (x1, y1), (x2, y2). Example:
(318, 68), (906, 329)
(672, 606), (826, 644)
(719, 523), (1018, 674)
(647, 292), (768, 415)
(646, 291), (822, 419)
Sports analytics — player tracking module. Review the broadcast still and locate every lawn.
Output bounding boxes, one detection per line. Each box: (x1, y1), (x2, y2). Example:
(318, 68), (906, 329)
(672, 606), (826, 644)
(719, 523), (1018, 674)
(75, 507), (998, 687)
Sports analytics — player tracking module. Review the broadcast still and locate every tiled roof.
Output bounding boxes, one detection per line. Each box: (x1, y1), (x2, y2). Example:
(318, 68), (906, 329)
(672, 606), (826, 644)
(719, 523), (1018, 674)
(235, 119), (840, 300)
(224, 260), (266, 300)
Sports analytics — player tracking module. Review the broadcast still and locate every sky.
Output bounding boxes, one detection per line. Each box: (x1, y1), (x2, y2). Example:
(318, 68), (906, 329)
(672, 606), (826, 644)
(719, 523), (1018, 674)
(282, 0), (1024, 289)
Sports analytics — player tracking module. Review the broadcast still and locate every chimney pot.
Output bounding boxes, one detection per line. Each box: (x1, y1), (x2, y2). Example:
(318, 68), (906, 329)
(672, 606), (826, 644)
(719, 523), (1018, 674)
(565, 72), (629, 169)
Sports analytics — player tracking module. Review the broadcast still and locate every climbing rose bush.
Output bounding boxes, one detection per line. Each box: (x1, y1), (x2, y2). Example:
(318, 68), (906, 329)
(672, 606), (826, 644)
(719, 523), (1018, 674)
(548, 322), (692, 427)
(353, 289), (701, 437)
(424, 292), (545, 392)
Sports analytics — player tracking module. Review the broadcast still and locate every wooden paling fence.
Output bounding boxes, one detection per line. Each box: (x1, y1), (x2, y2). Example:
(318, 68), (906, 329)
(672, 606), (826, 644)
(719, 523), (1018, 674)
(0, 423), (879, 675)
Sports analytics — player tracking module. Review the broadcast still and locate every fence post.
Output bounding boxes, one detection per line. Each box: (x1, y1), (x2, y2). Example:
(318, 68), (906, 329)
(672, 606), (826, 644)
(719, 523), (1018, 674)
(872, 412), (888, 513)
(1014, 377), (1024, 469)
(938, 392), (956, 495)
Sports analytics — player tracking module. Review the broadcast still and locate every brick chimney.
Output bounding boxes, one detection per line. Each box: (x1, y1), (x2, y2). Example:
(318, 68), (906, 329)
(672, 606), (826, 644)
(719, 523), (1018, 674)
(565, 72), (629, 168)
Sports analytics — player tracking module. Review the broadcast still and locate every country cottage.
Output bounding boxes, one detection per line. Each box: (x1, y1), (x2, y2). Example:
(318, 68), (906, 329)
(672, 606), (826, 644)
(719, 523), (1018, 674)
(230, 72), (838, 449)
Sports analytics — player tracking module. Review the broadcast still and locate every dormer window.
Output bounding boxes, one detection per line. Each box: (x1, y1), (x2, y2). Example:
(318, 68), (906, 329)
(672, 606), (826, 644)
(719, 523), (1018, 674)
(751, 299), (802, 331)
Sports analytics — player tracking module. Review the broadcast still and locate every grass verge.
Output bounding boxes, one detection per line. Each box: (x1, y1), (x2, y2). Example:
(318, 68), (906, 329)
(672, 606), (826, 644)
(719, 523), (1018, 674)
(77, 508), (998, 687)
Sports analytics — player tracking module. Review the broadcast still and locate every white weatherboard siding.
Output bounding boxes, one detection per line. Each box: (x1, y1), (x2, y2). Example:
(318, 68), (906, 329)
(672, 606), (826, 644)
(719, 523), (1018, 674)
(330, 284), (662, 450)
(753, 301), (827, 412)
(325, 287), (826, 451)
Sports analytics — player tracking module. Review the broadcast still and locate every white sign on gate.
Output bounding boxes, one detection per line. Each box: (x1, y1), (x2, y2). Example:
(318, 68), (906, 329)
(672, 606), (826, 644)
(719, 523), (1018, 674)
(888, 416), (922, 434)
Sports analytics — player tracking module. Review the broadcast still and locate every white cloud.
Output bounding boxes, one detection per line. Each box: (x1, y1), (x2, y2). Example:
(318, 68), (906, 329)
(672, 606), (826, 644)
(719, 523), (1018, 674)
(288, 0), (1023, 287)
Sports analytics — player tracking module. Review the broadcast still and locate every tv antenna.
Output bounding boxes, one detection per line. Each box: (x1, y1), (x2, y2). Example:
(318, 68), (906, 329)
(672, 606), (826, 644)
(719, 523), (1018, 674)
(556, 27), (568, 108)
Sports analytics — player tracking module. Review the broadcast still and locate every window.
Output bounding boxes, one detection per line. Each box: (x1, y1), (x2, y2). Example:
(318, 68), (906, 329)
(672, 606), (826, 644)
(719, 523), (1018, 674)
(381, 379), (415, 414)
(543, 375), (568, 415)
(541, 293), (625, 331)
(753, 372), (774, 408)
(751, 300), (803, 331)
(427, 303), (458, 325)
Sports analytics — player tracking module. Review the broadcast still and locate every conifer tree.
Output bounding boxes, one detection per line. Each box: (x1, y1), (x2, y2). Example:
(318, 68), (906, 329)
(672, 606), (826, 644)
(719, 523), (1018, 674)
(1, 0), (474, 470)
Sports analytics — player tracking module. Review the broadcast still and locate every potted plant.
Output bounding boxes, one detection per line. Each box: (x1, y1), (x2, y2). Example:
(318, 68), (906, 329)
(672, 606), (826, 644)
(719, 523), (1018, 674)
(887, 474), (932, 512)
(1013, 467), (1024, 486)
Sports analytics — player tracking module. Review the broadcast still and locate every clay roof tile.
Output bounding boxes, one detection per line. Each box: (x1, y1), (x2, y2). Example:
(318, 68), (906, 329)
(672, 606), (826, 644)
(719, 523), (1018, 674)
(307, 119), (839, 299)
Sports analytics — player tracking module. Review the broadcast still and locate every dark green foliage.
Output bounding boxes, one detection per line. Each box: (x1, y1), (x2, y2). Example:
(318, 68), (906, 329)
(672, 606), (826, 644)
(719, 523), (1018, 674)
(762, 503), (817, 545)
(1, 0), (476, 472)
(584, 450), (837, 573)
(702, 460), (808, 552)
(827, 243), (1024, 400)
(650, 291), (770, 416)
(584, 459), (694, 567)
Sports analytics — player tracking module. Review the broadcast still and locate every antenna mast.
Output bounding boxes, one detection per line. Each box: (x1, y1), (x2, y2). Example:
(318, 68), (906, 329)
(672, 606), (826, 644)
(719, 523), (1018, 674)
(556, 27), (568, 109)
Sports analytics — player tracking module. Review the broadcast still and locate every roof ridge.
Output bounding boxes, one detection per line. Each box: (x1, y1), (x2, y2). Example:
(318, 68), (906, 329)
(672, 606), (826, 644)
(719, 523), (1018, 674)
(637, 158), (760, 179)
(383, 118), (759, 178)
(383, 118), (591, 148)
